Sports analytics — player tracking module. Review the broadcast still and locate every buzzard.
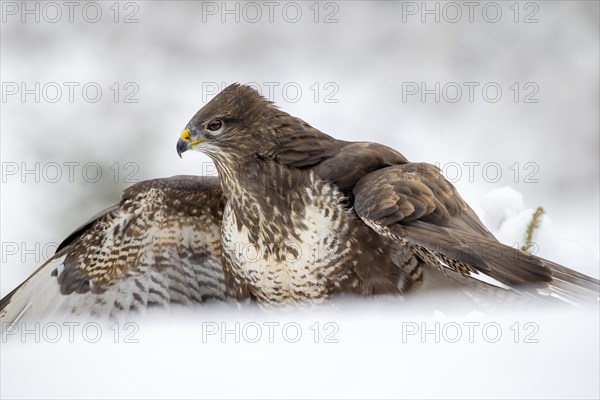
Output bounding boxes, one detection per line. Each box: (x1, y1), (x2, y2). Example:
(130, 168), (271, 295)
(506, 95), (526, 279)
(1, 84), (598, 323)
(175, 84), (598, 304)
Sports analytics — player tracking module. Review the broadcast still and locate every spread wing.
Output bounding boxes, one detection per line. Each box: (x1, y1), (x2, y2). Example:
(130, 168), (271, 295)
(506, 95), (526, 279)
(0, 175), (227, 324)
(352, 162), (599, 303)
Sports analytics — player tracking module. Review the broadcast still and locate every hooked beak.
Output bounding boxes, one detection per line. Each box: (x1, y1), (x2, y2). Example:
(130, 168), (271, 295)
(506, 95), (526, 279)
(176, 128), (208, 158)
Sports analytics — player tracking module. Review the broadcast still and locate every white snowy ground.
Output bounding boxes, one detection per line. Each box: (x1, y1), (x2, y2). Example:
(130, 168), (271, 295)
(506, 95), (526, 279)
(1, 1), (599, 399)
(1, 297), (598, 399)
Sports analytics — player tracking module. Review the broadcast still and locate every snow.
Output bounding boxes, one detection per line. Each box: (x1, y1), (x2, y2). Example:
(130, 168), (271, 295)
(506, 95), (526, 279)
(1, 1), (599, 398)
(481, 187), (526, 232)
(1, 302), (599, 399)
(482, 187), (599, 279)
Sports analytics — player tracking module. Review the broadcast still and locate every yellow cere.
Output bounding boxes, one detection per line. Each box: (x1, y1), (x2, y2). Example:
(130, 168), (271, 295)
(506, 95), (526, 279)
(180, 128), (208, 146)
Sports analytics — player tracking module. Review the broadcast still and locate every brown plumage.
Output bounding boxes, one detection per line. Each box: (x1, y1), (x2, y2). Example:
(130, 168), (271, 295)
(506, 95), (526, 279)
(1, 84), (598, 323)
(0, 176), (227, 322)
(176, 83), (598, 304)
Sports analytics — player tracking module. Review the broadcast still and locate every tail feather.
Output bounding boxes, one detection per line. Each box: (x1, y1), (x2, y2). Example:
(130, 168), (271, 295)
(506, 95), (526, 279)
(543, 260), (600, 304)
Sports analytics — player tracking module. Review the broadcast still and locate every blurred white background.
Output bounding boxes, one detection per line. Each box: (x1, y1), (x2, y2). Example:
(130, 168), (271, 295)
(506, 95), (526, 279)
(1, 1), (598, 398)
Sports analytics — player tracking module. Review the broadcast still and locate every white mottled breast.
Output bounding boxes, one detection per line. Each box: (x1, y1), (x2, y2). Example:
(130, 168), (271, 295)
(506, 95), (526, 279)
(221, 175), (354, 303)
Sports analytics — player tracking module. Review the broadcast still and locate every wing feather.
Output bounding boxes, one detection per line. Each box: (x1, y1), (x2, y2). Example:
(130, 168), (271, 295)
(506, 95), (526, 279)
(0, 175), (227, 325)
(353, 162), (599, 302)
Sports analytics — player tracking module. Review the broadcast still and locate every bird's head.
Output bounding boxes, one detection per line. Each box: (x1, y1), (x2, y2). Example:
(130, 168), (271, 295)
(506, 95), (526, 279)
(177, 83), (340, 179)
(176, 83), (284, 162)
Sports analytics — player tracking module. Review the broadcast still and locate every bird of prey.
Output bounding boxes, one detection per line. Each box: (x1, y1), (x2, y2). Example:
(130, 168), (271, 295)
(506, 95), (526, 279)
(1, 84), (598, 323)
(174, 84), (598, 304)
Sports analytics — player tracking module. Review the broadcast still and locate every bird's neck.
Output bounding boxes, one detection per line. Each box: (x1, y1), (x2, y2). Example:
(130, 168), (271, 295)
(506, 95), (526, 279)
(216, 156), (309, 203)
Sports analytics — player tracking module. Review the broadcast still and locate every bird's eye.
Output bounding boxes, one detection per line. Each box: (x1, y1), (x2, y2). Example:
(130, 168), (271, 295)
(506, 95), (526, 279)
(206, 119), (223, 132)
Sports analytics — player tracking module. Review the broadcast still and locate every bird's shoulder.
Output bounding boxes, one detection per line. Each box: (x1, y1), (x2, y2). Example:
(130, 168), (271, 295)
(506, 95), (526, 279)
(308, 140), (409, 192)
